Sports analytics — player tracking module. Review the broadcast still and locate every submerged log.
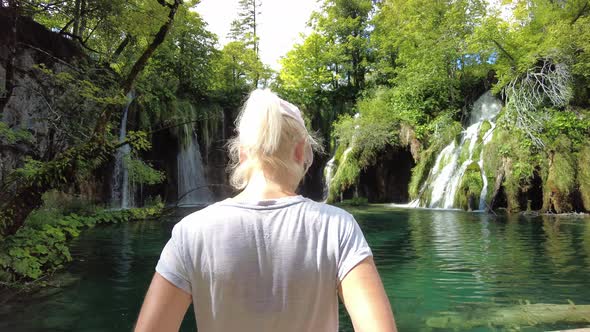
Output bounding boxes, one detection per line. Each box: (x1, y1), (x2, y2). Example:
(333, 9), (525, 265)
(426, 303), (590, 330)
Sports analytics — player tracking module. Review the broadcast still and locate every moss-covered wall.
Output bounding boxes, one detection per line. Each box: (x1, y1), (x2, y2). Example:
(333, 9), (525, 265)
(578, 146), (590, 211)
(455, 162), (483, 211)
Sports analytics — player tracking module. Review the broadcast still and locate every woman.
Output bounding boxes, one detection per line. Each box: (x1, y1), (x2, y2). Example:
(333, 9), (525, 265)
(135, 89), (397, 332)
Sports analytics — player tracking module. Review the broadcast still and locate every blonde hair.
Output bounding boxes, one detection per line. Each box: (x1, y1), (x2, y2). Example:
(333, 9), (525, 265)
(228, 89), (321, 190)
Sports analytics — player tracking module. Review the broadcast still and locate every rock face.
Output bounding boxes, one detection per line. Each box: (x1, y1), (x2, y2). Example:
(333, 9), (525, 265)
(0, 11), (93, 194)
(138, 104), (233, 206)
(358, 145), (415, 203)
(0, 10), (233, 207)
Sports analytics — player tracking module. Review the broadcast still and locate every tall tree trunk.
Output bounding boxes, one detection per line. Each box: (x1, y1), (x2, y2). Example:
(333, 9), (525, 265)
(79, 0), (87, 38)
(253, 0), (259, 86)
(73, 0), (81, 36)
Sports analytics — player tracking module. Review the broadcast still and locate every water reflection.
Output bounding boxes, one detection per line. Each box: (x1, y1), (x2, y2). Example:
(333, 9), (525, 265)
(585, 220), (590, 271)
(1, 208), (589, 332)
(543, 216), (577, 273)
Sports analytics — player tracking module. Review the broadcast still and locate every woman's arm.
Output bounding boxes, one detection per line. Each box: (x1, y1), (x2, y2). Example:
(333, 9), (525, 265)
(134, 272), (192, 332)
(339, 257), (398, 332)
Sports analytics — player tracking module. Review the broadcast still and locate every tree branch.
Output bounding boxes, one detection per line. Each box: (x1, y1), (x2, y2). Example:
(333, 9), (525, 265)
(59, 31), (102, 54)
(571, 1), (589, 24)
(492, 39), (515, 63)
(121, 0), (182, 94)
(157, 0), (174, 8)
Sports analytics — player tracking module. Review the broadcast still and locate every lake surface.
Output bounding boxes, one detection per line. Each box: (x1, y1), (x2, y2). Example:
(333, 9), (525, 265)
(1, 205), (590, 331)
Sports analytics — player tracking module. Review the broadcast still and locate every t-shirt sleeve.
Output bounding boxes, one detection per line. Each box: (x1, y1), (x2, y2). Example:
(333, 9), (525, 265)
(155, 222), (192, 295)
(337, 213), (373, 283)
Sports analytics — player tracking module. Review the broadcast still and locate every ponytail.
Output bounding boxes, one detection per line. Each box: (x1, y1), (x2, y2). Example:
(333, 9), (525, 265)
(228, 89), (321, 190)
(237, 89), (283, 156)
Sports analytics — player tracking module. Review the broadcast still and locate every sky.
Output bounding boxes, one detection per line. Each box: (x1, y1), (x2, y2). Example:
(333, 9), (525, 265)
(195, 0), (321, 71)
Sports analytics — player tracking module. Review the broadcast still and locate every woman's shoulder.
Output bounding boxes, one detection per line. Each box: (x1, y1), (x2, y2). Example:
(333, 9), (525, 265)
(298, 198), (356, 224)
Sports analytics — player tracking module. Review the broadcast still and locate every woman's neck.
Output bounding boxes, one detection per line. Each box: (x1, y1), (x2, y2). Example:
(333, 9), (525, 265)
(233, 171), (297, 201)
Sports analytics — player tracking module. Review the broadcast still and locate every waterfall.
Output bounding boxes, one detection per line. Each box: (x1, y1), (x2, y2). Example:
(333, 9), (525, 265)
(177, 124), (213, 206)
(323, 155), (336, 201)
(414, 91), (502, 210)
(110, 92), (134, 209)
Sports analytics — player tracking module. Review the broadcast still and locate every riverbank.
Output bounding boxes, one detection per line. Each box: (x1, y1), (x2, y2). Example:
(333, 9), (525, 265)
(0, 198), (164, 291)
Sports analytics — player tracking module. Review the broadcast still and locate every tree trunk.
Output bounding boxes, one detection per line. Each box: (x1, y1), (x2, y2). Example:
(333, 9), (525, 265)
(121, 0), (181, 94)
(79, 0), (87, 38)
(72, 0), (81, 36)
(111, 34), (131, 63)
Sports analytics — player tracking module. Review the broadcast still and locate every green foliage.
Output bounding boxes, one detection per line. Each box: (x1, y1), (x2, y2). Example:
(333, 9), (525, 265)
(125, 156), (165, 185)
(211, 41), (271, 94)
(138, 7), (219, 113)
(455, 162), (483, 210)
(277, 32), (336, 107)
(0, 123), (33, 144)
(125, 131), (152, 152)
(0, 204), (164, 282)
(327, 146), (361, 203)
(542, 109), (590, 148)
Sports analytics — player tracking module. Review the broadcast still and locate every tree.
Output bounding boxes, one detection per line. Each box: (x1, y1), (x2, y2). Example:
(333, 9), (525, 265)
(311, 0), (373, 96)
(211, 41), (268, 95)
(0, 0), (189, 237)
(228, 0), (261, 56)
(471, 0), (590, 146)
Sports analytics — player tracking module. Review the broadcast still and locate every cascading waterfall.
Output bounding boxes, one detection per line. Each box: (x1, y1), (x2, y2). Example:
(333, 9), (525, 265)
(177, 124), (213, 206)
(413, 91), (502, 210)
(110, 92), (134, 209)
(323, 156), (336, 201)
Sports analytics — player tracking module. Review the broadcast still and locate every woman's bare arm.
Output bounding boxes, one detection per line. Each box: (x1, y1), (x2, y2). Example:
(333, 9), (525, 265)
(134, 272), (192, 332)
(339, 257), (398, 332)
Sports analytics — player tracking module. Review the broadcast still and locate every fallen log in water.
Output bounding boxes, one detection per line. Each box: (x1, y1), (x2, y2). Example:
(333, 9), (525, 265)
(426, 302), (590, 329)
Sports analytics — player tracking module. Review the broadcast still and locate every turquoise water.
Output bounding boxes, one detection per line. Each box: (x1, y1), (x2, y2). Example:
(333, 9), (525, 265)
(1, 206), (590, 331)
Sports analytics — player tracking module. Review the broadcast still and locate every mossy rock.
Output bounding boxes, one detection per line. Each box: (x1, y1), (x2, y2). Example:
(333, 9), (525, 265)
(327, 146), (360, 203)
(408, 146), (438, 200)
(577, 145), (590, 211)
(458, 140), (471, 165)
(472, 141), (483, 161)
(542, 138), (576, 213)
(455, 162), (483, 210)
(479, 120), (492, 140)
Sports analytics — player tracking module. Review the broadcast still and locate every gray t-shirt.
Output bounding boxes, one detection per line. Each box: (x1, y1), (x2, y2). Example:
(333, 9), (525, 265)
(156, 195), (372, 332)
